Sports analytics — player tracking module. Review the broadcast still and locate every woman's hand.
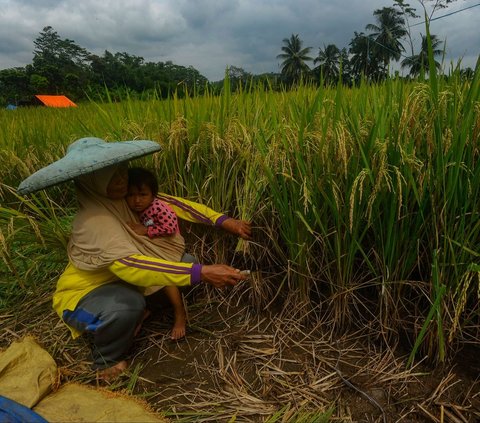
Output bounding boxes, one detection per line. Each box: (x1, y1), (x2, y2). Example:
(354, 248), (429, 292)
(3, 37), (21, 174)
(127, 221), (148, 236)
(220, 218), (252, 240)
(200, 264), (248, 288)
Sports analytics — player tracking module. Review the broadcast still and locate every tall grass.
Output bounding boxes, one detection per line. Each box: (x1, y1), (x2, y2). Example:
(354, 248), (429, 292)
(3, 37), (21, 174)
(1, 58), (479, 364)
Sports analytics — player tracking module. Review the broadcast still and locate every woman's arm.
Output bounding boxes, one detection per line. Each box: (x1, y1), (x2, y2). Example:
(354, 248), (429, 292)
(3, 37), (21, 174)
(109, 254), (246, 289)
(158, 193), (228, 226)
(158, 193), (251, 239)
(109, 255), (201, 287)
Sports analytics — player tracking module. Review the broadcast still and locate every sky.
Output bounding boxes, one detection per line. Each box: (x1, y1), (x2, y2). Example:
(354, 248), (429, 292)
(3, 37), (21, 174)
(0, 0), (478, 81)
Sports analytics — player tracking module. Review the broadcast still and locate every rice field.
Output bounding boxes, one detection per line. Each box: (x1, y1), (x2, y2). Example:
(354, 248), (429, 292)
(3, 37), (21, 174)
(1, 66), (480, 421)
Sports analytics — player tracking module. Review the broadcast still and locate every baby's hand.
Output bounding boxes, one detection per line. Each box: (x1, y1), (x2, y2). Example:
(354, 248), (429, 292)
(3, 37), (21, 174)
(127, 221), (148, 236)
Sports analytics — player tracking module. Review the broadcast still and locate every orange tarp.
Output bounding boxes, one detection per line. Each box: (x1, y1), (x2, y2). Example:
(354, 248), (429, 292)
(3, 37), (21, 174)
(35, 95), (77, 108)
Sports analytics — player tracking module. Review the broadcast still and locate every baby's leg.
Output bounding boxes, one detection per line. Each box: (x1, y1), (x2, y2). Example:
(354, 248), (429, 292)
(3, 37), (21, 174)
(163, 285), (186, 340)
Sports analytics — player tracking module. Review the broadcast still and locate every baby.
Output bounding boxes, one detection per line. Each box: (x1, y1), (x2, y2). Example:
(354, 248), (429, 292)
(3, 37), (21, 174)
(126, 167), (186, 340)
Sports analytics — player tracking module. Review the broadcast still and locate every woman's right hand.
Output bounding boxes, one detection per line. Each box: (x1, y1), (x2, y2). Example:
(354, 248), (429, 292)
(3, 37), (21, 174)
(220, 218), (252, 240)
(200, 264), (247, 288)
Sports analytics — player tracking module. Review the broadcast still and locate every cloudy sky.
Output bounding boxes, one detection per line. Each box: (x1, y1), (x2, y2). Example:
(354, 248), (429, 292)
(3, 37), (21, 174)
(0, 0), (478, 81)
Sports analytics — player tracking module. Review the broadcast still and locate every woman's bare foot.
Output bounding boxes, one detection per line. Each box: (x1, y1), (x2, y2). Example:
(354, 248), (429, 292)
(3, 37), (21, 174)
(134, 309), (151, 337)
(170, 311), (186, 340)
(97, 360), (128, 381)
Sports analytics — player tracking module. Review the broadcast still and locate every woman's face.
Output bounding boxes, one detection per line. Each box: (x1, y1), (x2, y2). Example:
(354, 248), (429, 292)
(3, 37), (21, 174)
(106, 166), (128, 199)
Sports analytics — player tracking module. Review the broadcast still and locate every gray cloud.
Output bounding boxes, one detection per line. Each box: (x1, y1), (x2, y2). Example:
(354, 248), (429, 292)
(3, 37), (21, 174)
(0, 0), (477, 81)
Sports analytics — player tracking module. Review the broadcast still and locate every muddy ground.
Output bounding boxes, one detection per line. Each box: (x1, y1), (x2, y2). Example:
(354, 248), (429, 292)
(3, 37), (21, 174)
(1, 275), (479, 422)
(130, 289), (480, 422)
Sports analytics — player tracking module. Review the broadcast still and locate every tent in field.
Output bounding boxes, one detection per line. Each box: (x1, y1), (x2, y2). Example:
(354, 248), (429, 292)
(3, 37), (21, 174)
(35, 95), (77, 108)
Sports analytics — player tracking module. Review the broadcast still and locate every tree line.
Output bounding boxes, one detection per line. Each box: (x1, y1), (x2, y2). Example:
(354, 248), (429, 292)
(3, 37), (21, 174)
(0, 0), (474, 107)
(0, 25), (212, 106)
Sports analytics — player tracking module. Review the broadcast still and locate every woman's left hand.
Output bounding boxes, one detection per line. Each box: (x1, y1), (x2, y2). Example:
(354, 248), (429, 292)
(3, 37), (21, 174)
(221, 218), (252, 240)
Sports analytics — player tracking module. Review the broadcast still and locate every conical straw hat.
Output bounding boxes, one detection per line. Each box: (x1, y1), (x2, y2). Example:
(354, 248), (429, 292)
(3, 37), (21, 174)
(17, 137), (161, 195)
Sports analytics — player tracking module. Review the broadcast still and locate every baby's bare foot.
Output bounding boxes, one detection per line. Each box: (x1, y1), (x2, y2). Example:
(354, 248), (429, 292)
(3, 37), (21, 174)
(97, 360), (128, 382)
(171, 312), (186, 340)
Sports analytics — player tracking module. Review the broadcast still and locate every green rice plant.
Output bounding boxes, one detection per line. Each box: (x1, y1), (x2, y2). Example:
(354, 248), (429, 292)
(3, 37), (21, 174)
(407, 249), (447, 367)
(252, 86), (322, 302)
(395, 26), (480, 362)
(0, 185), (71, 303)
(345, 80), (431, 334)
(446, 236), (480, 343)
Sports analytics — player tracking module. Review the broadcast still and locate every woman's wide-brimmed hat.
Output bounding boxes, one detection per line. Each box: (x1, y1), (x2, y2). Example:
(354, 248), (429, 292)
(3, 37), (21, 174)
(17, 137), (161, 195)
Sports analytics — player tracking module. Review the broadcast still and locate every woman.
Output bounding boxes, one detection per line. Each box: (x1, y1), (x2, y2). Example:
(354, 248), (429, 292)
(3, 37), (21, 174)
(47, 141), (251, 380)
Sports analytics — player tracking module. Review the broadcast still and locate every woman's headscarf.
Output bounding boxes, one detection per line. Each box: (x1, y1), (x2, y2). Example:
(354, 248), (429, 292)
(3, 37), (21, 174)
(68, 164), (185, 270)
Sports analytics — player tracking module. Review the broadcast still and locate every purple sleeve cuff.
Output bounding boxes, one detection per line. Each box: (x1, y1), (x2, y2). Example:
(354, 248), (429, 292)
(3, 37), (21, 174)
(191, 264), (203, 285)
(215, 215), (230, 227)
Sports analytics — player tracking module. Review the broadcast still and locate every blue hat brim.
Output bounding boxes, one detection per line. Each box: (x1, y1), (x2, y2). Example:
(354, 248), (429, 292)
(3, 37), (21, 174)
(17, 137), (161, 195)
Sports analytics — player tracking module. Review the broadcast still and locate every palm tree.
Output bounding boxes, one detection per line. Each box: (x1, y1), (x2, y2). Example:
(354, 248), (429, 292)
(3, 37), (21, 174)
(349, 31), (385, 82)
(277, 34), (313, 84)
(366, 7), (407, 69)
(314, 44), (341, 84)
(339, 48), (353, 85)
(460, 67), (474, 81)
(401, 34), (443, 77)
